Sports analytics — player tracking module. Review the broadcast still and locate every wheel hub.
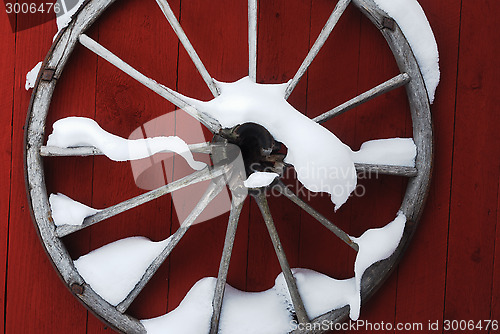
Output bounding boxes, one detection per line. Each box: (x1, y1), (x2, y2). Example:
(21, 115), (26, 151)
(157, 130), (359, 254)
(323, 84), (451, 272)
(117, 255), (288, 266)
(218, 123), (285, 177)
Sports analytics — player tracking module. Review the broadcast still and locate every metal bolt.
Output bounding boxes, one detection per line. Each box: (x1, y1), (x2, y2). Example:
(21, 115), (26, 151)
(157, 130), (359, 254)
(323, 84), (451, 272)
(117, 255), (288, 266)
(382, 17), (395, 31)
(71, 283), (84, 295)
(41, 69), (55, 81)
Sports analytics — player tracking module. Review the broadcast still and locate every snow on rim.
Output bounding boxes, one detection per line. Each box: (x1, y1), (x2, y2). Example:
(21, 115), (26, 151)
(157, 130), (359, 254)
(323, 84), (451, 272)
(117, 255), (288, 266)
(372, 0), (440, 103)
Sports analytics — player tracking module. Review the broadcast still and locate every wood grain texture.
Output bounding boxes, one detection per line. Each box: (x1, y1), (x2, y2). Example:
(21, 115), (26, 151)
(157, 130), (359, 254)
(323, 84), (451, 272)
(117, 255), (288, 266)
(445, 0), (500, 324)
(0, 9), (16, 334)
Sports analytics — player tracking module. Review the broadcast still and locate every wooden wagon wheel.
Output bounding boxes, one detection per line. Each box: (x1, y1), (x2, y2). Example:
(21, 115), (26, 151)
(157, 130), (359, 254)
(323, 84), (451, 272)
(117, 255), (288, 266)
(25, 0), (434, 332)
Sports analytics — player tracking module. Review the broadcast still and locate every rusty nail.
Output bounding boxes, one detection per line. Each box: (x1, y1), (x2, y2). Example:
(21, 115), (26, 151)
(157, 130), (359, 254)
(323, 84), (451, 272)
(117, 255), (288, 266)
(41, 69), (55, 81)
(382, 17), (395, 31)
(71, 283), (84, 295)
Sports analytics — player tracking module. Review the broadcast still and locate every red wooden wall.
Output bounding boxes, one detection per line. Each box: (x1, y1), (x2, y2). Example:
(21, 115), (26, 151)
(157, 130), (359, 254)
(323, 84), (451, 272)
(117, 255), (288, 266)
(1, 0), (499, 333)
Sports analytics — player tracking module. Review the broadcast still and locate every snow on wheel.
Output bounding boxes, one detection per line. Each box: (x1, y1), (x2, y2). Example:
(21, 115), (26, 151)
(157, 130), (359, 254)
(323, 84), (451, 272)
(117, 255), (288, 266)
(25, 0), (438, 333)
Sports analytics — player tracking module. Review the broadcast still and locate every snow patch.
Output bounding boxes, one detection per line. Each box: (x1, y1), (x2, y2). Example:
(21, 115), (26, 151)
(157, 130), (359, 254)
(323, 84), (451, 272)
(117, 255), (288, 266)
(141, 277), (294, 334)
(350, 212), (406, 320)
(74, 236), (171, 306)
(352, 138), (416, 167)
(243, 172), (279, 188)
(184, 77), (357, 210)
(373, 0), (440, 103)
(25, 61), (42, 90)
(49, 193), (99, 226)
(47, 117), (206, 170)
(141, 213), (406, 332)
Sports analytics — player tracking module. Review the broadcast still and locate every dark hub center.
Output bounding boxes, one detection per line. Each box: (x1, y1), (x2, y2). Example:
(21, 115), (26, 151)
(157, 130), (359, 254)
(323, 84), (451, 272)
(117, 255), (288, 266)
(218, 123), (285, 177)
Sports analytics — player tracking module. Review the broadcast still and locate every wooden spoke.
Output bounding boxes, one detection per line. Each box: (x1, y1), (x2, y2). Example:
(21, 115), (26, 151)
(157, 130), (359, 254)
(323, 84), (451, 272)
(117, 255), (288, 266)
(209, 195), (246, 334)
(355, 162), (418, 177)
(275, 181), (358, 252)
(78, 34), (221, 132)
(284, 0), (351, 99)
(116, 177), (226, 313)
(253, 192), (309, 324)
(40, 142), (213, 157)
(248, 0), (258, 82)
(155, 0), (219, 97)
(313, 73), (411, 123)
(55, 165), (228, 237)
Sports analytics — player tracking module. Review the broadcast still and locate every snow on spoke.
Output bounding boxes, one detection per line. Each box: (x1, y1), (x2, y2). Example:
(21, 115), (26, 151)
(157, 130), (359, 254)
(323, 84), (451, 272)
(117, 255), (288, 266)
(210, 195), (246, 334)
(41, 142), (215, 157)
(248, 0), (257, 81)
(116, 177), (226, 313)
(155, 0), (219, 97)
(254, 192), (309, 324)
(313, 73), (411, 123)
(78, 34), (221, 132)
(352, 138), (417, 166)
(275, 181), (358, 251)
(55, 165), (228, 237)
(284, 0), (351, 99)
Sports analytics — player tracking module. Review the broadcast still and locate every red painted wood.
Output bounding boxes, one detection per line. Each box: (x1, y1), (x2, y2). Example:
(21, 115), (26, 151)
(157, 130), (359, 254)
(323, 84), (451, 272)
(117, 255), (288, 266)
(168, 0), (250, 311)
(5, 14), (88, 334)
(0, 9), (16, 334)
(86, 0), (182, 328)
(445, 0), (500, 325)
(492, 181), (500, 332)
(394, 0), (461, 330)
(245, 0), (310, 293)
(298, 0), (360, 284)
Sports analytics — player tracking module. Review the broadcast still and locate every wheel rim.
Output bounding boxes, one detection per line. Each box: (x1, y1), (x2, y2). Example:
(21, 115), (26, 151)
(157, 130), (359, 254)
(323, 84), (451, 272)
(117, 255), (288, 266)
(25, 0), (433, 332)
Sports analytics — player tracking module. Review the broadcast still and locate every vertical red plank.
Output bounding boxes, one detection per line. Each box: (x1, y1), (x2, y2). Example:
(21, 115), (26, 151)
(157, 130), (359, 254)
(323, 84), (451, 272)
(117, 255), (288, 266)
(85, 0), (182, 330)
(445, 0), (500, 325)
(492, 181), (500, 331)
(0, 9), (16, 334)
(169, 0), (250, 310)
(245, 0), (311, 292)
(299, 0), (360, 284)
(348, 8), (407, 329)
(395, 0), (461, 330)
(6, 15), (88, 334)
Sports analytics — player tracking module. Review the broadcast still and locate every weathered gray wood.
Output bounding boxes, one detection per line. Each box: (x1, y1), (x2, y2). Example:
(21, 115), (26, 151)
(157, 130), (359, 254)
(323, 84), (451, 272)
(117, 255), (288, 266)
(313, 73), (410, 123)
(284, 0), (351, 99)
(79, 34), (221, 133)
(116, 177), (226, 313)
(40, 142), (213, 157)
(275, 181), (359, 251)
(209, 195), (246, 334)
(254, 192), (310, 324)
(354, 162), (418, 177)
(55, 165), (228, 237)
(248, 0), (258, 82)
(155, 0), (219, 97)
